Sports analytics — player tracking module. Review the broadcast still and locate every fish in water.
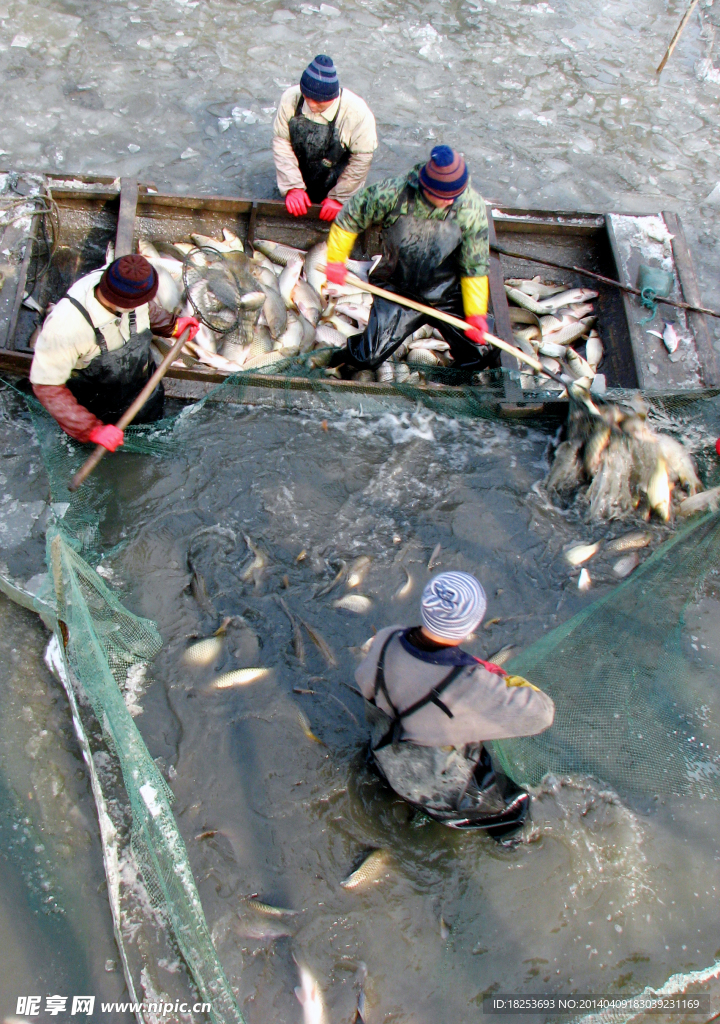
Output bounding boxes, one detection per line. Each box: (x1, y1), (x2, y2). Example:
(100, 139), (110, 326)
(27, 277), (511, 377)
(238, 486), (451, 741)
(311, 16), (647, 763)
(182, 633), (223, 666)
(394, 565), (412, 600)
(189, 569), (215, 615)
(565, 541), (601, 566)
(254, 239), (307, 266)
(333, 594), (372, 613)
(297, 707), (324, 745)
(428, 542), (442, 569)
(546, 440), (583, 495)
(678, 484), (720, 516)
(241, 895), (300, 917)
(656, 435), (700, 494)
(315, 559), (347, 598)
(279, 597), (305, 664)
(647, 457), (671, 521)
(300, 618), (338, 667)
(583, 423), (612, 478)
(347, 555), (371, 588)
(340, 849), (390, 890)
(606, 531), (651, 553)
(241, 534), (268, 582)
(209, 668), (271, 689)
(235, 918), (294, 941)
(195, 829), (219, 840)
(440, 916), (451, 940)
(354, 962), (368, 1024)
(294, 961), (327, 1024)
(578, 567), (592, 591)
(613, 552), (640, 578)
(488, 644), (516, 666)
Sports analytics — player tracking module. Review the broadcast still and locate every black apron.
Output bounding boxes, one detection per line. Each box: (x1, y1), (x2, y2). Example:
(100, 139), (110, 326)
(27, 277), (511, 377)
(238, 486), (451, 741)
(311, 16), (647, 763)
(65, 295), (164, 424)
(346, 186), (498, 373)
(365, 630), (529, 838)
(288, 92), (351, 203)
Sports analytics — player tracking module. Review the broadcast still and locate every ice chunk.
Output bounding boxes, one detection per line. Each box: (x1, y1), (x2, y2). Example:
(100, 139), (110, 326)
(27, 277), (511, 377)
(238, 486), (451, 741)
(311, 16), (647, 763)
(703, 182), (720, 206)
(127, 143), (140, 152)
(137, 37), (152, 49)
(180, 147), (199, 159)
(271, 8), (296, 20)
(11, 33), (32, 47)
(320, 2), (340, 13)
(218, 117), (232, 132)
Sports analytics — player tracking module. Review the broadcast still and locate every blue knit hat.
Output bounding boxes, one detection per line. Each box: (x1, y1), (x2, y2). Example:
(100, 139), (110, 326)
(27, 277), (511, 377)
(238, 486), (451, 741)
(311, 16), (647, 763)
(419, 146), (468, 200)
(98, 255), (158, 308)
(421, 571), (487, 640)
(300, 55), (340, 102)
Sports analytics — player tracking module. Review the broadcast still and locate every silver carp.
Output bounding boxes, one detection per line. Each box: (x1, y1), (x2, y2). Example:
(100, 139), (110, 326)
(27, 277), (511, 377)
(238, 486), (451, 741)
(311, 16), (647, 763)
(254, 239), (307, 265)
(292, 280), (323, 326)
(279, 257), (304, 307)
(304, 240), (328, 294)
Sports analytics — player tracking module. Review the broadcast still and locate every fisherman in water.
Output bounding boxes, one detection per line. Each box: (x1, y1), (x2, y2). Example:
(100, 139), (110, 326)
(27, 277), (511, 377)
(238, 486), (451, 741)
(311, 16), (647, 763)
(272, 54), (377, 222)
(30, 254), (199, 449)
(356, 572), (555, 839)
(325, 145), (495, 371)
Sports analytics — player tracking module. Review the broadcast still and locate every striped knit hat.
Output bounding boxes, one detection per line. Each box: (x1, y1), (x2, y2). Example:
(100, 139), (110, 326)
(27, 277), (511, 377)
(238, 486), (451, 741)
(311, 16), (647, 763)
(98, 255), (158, 308)
(419, 145), (468, 200)
(300, 55), (340, 102)
(421, 571), (487, 641)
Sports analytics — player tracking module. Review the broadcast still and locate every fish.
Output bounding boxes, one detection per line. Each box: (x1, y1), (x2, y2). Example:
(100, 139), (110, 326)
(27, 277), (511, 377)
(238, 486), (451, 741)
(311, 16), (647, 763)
(662, 322), (680, 354)
(347, 555), (371, 588)
(428, 542), (442, 569)
(547, 317), (596, 349)
(182, 635), (223, 666)
(247, 325), (274, 360)
(276, 311), (303, 353)
(219, 335), (248, 365)
(221, 227), (244, 251)
(394, 565), (412, 600)
(488, 644), (516, 666)
(138, 238), (161, 260)
(505, 287), (550, 315)
(209, 668), (272, 689)
(540, 288), (598, 312)
(325, 314), (360, 338)
(585, 334), (603, 371)
(538, 338), (568, 359)
(408, 337), (450, 353)
(315, 559), (347, 597)
(254, 239), (307, 266)
(508, 307), (541, 327)
(613, 552), (640, 578)
(304, 240), (328, 294)
(333, 594), (372, 613)
(195, 829), (218, 840)
(647, 456), (671, 521)
(189, 569), (215, 614)
(376, 361), (395, 382)
(440, 916), (451, 940)
(353, 962), (368, 1024)
(540, 356), (561, 374)
(279, 257), (304, 306)
(340, 849), (390, 890)
(279, 597), (305, 664)
(513, 325), (541, 346)
(194, 323), (219, 354)
(236, 918), (294, 941)
(394, 361), (411, 382)
(656, 435), (700, 494)
(243, 349), (287, 370)
(292, 280), (323, 326)
(191, 232), (239, 253)
(678, 484), (720, 516)
(297, 707), (324, 745)
(300, 618), (338, 667)
(606, 531), (652, 553)
(241, 896), (299, 917)
(583, 423), (612, 478)
(298, 313), (316, 353)
(294, 962), (327, 1024)
(314, 323), (346, 348)
(239, 290), (266, 310)
(336, 302), (370, 324)
(564, 541), (601, 566)
(566, 346), (596, 379)
(578, 567), (592, 591)
(505, 276), (566, 300)
(241, 534), (268, 581)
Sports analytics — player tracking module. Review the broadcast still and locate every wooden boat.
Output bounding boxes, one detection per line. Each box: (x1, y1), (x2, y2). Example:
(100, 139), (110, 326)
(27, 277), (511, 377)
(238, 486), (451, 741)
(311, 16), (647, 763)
(0, 172), (717, 418)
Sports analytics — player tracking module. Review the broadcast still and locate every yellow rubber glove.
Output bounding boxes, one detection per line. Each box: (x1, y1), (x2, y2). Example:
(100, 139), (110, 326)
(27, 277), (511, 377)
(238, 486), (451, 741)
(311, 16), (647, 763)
(326, 223), (357, 265)
(460, 276), (489, 318)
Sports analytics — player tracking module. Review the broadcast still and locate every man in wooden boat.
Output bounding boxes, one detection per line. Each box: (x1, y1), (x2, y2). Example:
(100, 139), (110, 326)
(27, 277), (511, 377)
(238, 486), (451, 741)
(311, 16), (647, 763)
(356, 572), (555, 840)
(325, 145), (495, 372)
(29, 255), (199, 449)
(272, 54), (377, 222)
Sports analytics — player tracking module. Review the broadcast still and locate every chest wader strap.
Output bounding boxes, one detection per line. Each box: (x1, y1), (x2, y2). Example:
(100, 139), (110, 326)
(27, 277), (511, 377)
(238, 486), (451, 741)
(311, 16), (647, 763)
(66, 295), (108, 352)
(373, 630), (465, 751)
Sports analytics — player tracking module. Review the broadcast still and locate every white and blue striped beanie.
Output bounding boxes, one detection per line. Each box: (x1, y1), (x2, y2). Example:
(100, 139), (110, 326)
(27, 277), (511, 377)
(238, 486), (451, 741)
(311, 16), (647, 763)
(421, 571), (487, 640)
(300, 55), (340, 102)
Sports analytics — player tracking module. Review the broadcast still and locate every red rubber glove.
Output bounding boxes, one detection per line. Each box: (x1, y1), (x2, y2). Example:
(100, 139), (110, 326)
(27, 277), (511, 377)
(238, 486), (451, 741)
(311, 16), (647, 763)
(319, 197), (343, 222)
(285, 189), (311, 217)
(325, 262), (348, 286)
(173, 316), (200, 342)
(465, 314), (489, 346)
(89, 423), (124, 452)
(716, 438), (720, 457)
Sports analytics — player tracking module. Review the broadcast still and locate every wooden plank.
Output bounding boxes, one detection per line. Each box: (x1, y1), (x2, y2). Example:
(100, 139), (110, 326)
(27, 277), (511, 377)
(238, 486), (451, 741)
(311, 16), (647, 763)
(115, 178), (139, 257)
(487, 208), (523, 400)
(663, 210), (719, 386)
(246, 201), (258, 250)
(3, 208), (41, 351)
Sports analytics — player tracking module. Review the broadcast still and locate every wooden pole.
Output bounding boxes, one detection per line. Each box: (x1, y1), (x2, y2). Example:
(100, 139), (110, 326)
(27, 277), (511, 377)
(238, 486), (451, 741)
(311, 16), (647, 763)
(68, 327), (192, 492)
(657, 0), (701, 74)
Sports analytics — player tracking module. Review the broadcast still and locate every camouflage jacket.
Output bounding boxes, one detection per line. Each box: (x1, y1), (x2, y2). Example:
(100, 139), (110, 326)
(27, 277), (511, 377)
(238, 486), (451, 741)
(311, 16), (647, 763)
(336, 163), (489, 279)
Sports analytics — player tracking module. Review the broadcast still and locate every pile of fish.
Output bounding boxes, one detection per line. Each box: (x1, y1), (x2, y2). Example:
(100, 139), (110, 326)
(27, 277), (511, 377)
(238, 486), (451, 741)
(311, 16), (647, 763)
(506, 277), (605, 394)
(546, 394), (708, 521)
(136, 230), (460, 381)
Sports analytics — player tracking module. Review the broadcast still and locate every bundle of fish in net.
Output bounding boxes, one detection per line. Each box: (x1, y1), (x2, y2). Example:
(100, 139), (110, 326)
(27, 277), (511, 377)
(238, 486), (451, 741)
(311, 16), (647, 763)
(546, 394), (708, 522)
(505, 277), (605, 395)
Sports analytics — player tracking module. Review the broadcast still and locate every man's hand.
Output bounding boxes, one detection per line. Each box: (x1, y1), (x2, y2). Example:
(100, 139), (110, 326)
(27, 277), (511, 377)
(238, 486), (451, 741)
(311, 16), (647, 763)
(89, 424), (124, 452)
(325, 262), (348, 286)
(173, 316), (200, 342)
(285, 189), (311, 217)
(465, 314), (488, 346)
(319, 197), (343, 222)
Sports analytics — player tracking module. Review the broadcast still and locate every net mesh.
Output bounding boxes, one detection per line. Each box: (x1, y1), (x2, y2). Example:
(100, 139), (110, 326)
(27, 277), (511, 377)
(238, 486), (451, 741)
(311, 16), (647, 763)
(9, 364), (720, 1023)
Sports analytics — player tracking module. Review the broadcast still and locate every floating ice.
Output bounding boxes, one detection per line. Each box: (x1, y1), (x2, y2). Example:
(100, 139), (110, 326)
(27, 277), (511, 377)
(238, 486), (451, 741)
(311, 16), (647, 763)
(11, 33), (32, 47)
(127, 144), (140, 152)
(180, 147), (199, 159)
(271, 8), (296, 20)
(319, 2), (340, 13)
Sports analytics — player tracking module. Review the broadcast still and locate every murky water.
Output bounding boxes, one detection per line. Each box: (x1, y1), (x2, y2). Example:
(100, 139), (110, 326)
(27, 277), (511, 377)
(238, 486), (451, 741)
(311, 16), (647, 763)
(73, 393), (717, 1023)
(2, 0), (720, 1014)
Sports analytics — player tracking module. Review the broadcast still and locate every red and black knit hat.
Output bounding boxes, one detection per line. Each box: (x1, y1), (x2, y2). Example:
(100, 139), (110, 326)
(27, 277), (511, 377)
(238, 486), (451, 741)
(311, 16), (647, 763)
(419, 146), (468, 200)
(97, 255), (158, 308)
